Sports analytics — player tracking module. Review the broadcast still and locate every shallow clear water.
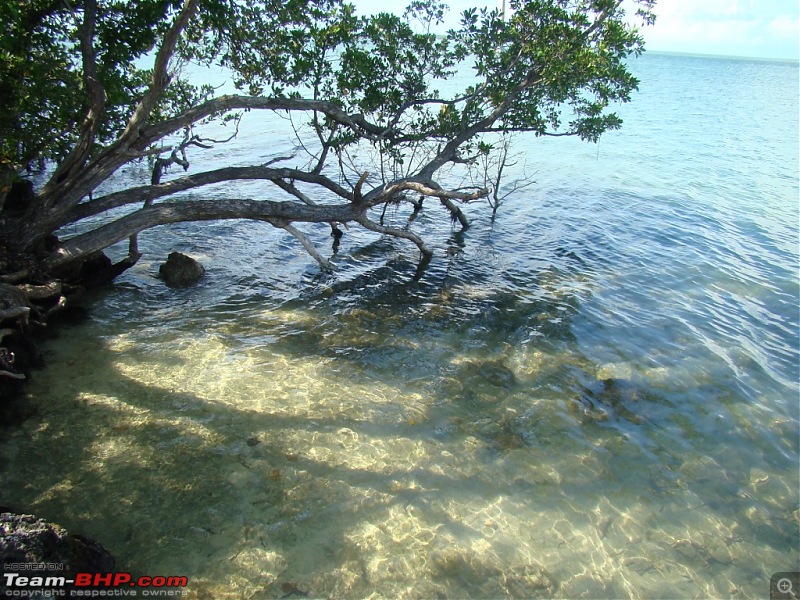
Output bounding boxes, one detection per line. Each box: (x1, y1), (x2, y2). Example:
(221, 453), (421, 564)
(1, 53), (798, 598)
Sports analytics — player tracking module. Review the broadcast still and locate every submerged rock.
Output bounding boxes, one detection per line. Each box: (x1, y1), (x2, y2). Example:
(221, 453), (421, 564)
(476, 360), (517, 388)
(430, 550), (557, 597)
(573, 377), (656, 425)
(159, 251), (205, 287)
(453, 358), (517, 391)
(0, 513), (115, 587)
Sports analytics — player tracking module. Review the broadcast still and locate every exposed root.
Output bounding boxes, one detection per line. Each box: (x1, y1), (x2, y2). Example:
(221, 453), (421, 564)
(0, 306), (30, 323)
(0, 243), (133, 395)
(0, 269), (29, 284)
(16, 281), (62, 301)
(42, 296), (69, 321)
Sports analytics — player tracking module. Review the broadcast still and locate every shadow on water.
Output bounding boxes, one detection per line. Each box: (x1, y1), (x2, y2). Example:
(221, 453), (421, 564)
(2, 339), (564, 597)
(1, 248), (797, 598)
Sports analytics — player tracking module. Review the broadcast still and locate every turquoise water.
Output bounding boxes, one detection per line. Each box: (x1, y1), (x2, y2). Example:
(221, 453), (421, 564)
(1, 53), (798, 598)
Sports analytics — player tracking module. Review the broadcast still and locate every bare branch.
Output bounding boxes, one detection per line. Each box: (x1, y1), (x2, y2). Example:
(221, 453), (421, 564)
(274, 223), (334, 270)
(273, 178), (347, 241)
(356, 215), (433, 258)
(188, 114), (242, 147)
(310, 116), (337, 174)
(362, 179), (487, 207)
(152, 147), (189, 185)
(0, 369), (25, 381)
(476, 135), (538, 214)
(353, 171), (369, 205)
(440, 197), (470, 230)
(273, 179), (316, 206)
(264, 153), (297, 167)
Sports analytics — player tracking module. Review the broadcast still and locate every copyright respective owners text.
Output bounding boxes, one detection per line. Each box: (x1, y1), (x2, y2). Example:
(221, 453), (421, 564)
(772, 572), (800, 600)
(1, 569), (189, 597)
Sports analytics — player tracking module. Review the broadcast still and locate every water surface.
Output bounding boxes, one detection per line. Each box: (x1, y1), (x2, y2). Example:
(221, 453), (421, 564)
(1, 52), (798, 598)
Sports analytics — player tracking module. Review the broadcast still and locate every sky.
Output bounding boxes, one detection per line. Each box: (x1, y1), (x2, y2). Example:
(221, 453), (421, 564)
(638, 0), (799, 59)
(349, 0), (800, 60)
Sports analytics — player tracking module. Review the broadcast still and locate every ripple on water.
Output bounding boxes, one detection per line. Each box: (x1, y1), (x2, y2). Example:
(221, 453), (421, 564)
(2, 53), (798, 599)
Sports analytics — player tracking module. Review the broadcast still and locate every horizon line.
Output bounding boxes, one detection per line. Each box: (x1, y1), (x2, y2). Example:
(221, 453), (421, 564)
(643, 48), (800, 64)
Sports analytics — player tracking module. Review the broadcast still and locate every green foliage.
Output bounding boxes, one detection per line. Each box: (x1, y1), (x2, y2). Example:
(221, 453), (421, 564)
(0, 0), (654, 174)
(1, 1), (82, 166)
(448, 0), (651, 142)
(0, 0), (184, 168)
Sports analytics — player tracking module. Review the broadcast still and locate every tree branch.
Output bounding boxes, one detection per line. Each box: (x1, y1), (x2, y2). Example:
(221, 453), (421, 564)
(45, 0), (106, 189)
(440, 197), (470, 230)
(356, 215), (432, 258)
(46, 198), (365, 270)
(134, 95), (388, 151)
(273, 179), (347, 241)
(582, 2), (621, 41)
(66, 164), (355, 225)
(353, 171), (369, 205)
(361, 179), (487, 208)
(275, 223), (334, 270)
(119, 0), (200, 145)
(418, 69), (544, 179)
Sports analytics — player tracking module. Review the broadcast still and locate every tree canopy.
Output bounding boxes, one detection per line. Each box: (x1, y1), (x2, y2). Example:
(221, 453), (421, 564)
(0, 0), (655, 275)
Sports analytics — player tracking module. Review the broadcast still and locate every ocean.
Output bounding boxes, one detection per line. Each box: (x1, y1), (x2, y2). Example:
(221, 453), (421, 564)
(1, 51), (798, 598)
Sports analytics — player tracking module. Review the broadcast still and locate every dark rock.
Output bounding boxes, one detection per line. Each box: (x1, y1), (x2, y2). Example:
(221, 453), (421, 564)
(0, 513), (115, 591)
(159, 251), (205, 288)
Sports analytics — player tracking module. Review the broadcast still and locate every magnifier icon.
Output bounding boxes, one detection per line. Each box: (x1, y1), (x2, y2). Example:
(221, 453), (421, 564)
(778, 578), (798, 598)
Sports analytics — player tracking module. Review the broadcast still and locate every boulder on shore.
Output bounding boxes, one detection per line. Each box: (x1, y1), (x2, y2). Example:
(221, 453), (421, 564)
(158, 251), (205, 288)
(0, 512), (115, 589)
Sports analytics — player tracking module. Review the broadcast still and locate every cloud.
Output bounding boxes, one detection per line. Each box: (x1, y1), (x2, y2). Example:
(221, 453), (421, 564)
(768, 15), (800, 38)
(642, 0), (799, 58)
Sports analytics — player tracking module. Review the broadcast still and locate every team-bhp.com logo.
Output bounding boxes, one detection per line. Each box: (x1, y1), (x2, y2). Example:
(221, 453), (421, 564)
(3, 572), (188, 597)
